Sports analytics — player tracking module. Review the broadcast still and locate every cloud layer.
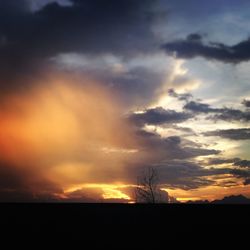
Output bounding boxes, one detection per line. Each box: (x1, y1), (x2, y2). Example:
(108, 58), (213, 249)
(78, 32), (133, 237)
(0, 0), (250, 201)
(162, 34), (250, 63)
(0, 0), (161, 91)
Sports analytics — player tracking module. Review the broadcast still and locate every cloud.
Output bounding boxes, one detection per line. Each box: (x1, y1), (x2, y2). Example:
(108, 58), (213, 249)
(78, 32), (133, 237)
(64, 188), (103, 202)
(0, 76), (239, 200)
(205, 157), (240, 165)
(162, 33), (250, 63)
(168, 88), (193, 101)
(1, 0), (250, 201)
(54, 54), (201, 109)
(233, 160), (250, 168)
(230, 169), (250, 178)
(154, 160), (232, 190)
(30, 0), (72, 11)
(204, 157), (250, 180)
(183, 101), (223, 113)
(204, 128), (250, 140)
(242, 99), (250, 108)
(2, 70), (223, 199)
(0, 0), (161, 91)
(213, 109), (250, 122)
(0, 68), (222, 201)
(0, 0), (29, 13)
(129, 107), (193, 126)
(184, 100), (250, 122)
(243, 179), (250, 185)
(0, 75), (141, 200)
(132, 132), (220, 167)
(0, 160), (63, 202)
(93, 65), (169, 109)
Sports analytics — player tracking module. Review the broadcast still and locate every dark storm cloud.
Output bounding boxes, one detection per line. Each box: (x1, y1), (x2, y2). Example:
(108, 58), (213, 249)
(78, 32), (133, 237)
(30, 0), (72, 10)
(230, 168), (250, 189)
(205, 157), (240, 165)
(152, 157), (250, 190)
(233, 160), (250, 168)
(184, 100), (250, 122)
(243, 179), (250, 185)
(161, 0), (250, 20)
(130, 107), (193, 126)
(183, 101), (223, 113)
(204, 128), (250, 140)
(90, 66), (168, 108)
(0, 0), (160, 90)
(176, 95), (250, 124)
(204, 157), (250, 180)
(171, 125), (195, 135)
(0, 0), (30, 13)
(182, 147), (220, 158)
(230, 169), (250, 178)
(33, 0), (156, 55)
(162, 33), (250, 63)
(213, 109), (250, 122)
(154, 160), (232, 190)
(136, 131), (220, 161)
(168, 88), (192, 101)
(242, 99), (250, 108)
(0, 161), (63, 202)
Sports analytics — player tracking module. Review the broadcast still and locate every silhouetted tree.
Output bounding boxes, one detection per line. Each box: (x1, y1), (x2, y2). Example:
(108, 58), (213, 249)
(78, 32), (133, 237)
(135, 167), (167, 203)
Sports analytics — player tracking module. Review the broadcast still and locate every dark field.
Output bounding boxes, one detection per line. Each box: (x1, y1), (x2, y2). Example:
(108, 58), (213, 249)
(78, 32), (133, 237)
(0, 204), (249, 246)
(1, 203), (249, 224)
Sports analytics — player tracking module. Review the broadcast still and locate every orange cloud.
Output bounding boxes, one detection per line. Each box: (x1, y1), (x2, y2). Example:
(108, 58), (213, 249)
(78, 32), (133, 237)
(0, 74), (139, 200)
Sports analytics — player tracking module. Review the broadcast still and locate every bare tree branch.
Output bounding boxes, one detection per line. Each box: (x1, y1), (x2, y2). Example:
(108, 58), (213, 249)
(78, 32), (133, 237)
(135, 167), (166, 203)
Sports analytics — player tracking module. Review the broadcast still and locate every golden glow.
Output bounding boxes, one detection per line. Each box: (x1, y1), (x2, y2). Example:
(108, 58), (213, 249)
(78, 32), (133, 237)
(102, 188), (130, 200)
(65, 183), (133, 200)
(153, 59), (200, 109)
(176, 197), (203, 202)
(101, 147), (138, 154)
(0, 74), (139, 198)
(0, 72), (249, 202)
(164, 181), (250, 202)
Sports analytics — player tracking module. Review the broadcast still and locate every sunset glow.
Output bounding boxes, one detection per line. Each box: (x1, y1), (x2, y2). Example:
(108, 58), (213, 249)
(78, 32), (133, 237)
(0, 0), (250, 203)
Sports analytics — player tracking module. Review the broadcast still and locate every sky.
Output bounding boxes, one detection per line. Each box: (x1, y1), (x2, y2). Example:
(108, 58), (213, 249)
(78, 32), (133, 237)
(0, 0), (250, 202)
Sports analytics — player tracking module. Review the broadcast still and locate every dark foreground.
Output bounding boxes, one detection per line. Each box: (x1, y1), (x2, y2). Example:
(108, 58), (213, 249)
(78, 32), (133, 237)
(0, 204), (249, 246)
